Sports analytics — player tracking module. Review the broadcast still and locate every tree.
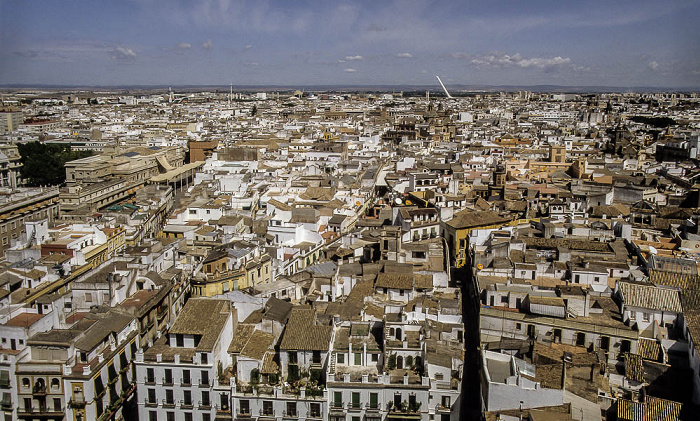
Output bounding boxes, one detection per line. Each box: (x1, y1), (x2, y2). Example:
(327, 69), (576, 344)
(387, 354), (397, 371)
(405, 356), (413, 368)
(250, 368), (260, 385)
(17, 141), (93, 187)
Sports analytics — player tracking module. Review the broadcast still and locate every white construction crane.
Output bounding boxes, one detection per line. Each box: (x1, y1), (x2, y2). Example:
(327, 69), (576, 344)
(435, 75), (453, 99)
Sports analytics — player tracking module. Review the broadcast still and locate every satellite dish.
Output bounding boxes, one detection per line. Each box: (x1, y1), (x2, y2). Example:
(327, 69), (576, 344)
(394, 198), (403, 205)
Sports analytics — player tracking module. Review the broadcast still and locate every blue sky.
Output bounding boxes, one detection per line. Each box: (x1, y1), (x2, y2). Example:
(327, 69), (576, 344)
(1, 0), (699, 87)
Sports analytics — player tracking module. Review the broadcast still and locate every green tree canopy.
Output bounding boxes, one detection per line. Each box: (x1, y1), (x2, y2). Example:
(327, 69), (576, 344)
(17, 141), (93, 187)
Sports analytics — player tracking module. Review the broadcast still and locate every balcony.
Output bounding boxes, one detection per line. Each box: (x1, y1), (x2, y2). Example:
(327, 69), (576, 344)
(180, 378), (192, 387)
(162, 399), (175, 408)
(199, 400), (211, 410)
(32, 384), (47, 395)
(145, 399), (158, 408)
(143, 376), (156, 385)
(347, 402), (362, 411)
(68, 395), (86, 408)
(162, 376), (174, 386)
(436, 403), (452, 412)
(237, 408), (251, 418)
(366, 402), (380, 411)
(181, 400), (193, 410)
(259, 408), (274, 417)
(282, 410), (298, 419)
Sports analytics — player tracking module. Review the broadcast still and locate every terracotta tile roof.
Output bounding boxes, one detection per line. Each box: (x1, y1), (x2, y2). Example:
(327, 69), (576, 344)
(279, 308), (332, 351)
(261, 352), (278, 374)
(618, 282), (682, 313)
(240, 330), (275, 361)
(617, 396), (682, 421)
(624, 353), (645, 383)
(229, 324), (255, 353)
(169, 298), (232, 351)
(637, 338), (663, 362)
(375, 273), (413, 290)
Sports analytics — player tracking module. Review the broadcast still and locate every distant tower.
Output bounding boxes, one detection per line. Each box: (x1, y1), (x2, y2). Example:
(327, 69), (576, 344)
(169, 87), (173, 103)
(426, 91), (430, 101)
(229, 83), (233, 105)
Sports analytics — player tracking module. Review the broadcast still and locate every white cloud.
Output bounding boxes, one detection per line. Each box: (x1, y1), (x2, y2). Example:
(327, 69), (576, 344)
(201, 40), (213, 50)
(648, 61), (659, 71)
(396, 52), (413, 58)
(244, 45), (253, 50)
(176, 43), (192, 50)
(345, 55), (364, 61)
(344, 68), (357, 73)
(451, 52), (470, 59)
(111, 46), (136, 61)
(470, 53), (571, 69)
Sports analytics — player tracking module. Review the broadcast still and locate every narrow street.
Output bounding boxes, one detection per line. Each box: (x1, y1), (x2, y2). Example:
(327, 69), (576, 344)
(457, 265), (482, 421)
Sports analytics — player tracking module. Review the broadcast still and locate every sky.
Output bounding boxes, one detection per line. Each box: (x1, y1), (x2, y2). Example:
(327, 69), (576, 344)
(1, 0), (699, 88)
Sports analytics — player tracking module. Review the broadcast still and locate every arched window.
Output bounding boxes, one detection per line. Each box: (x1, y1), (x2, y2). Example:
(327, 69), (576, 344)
(51, 378), (60, 390)
(22, 378), (30, 388)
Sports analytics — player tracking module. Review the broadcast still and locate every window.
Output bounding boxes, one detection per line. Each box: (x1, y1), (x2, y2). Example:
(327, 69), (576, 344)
(630, 311), (636, 321)
(574, 274), (580, 283)
(201, 371), (209, 386)
(369, 392), (378, 409)
(182, 369), (191, 385)
(23, 397), (31, 411)
(146, 368), (155, 383)
(337, 353), (345, 364)
(53, 397), (61, 411)
(239, 399), (250, 415)
(286, 401), (297, 416)
(351, 392), (360, 409)
(334, 391), (343, 408)
(183, 390), (191, 406)
(201, 353), (208, 364)
(442, 395), (451, 408)
(184, 413), (192, 421)
(310, 402), (321, 417)
(166, 412), (175, 421)
(263, 400), (273, 416)
(149, 411), (157, 421)
(372, 353), (378, 362)
(189, 210), (197, 215)
(201, 391), (210, 407)
(288, 351), (298, 364)
(202, 415), (210, 421)
(515, 323), (522, 330)
(643, 312), (650, 322)
(312, 350), (321, 364)
(147, 388), (156, 404)
(176, 334), (184, 347)
(354, 353), (361, 365)
(164, 369), (173, 385)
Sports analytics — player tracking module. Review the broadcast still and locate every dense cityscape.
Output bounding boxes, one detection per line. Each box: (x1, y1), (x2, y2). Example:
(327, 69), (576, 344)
(0, 87), (696, 421)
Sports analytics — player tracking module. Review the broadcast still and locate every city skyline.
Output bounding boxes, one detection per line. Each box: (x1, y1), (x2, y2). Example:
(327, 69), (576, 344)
(1, 0), (700, 88)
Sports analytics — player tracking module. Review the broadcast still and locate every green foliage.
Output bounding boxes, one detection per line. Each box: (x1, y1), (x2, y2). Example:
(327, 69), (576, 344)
(250, 368), (259, 385)
(405, 355), (413, 368)
(287, 364), (300, 383)
(387, 354), (397, 371)
(17, 141), (94, 187)
(629, 115), (677, 128)
(309, 368), (323, 385)
(268, 373), (278, 384)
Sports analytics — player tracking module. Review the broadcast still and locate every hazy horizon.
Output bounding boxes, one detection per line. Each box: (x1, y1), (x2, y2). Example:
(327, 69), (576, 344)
(1, 1), (699, 88)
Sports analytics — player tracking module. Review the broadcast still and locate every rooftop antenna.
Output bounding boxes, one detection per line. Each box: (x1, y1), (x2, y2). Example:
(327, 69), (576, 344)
(436, 75), (453, 99)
